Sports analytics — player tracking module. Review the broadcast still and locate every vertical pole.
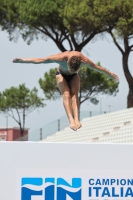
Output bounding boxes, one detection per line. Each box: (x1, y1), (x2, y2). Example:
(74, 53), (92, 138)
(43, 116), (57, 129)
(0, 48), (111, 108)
(6, 116), (8, 141)
(100, 98), (102, 114)
(58, 119), (60, 131)
(90, 111), (92, 117)
(40, 128), (42, 140)
(109, 105), (112, 113)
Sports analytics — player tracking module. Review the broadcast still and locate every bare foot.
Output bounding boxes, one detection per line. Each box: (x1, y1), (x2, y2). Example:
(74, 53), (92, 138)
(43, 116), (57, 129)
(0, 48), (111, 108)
(69, 121), (77, 131)
(75, 120), (82, 129)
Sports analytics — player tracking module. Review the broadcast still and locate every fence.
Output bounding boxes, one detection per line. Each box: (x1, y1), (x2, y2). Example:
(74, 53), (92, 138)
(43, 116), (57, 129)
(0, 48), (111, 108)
(28, 110), (104, 141)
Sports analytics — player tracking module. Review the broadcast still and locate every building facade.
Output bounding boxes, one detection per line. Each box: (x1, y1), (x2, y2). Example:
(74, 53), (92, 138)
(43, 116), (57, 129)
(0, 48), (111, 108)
(0, 127), (29, 141)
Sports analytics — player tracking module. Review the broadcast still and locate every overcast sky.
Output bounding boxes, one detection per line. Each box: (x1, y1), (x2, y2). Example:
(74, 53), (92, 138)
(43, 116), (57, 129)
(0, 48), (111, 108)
(0, 30), (133, 132)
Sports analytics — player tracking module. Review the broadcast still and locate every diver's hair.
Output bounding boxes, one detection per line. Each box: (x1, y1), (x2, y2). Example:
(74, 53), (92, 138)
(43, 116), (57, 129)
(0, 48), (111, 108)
(68, 56), (81, 72)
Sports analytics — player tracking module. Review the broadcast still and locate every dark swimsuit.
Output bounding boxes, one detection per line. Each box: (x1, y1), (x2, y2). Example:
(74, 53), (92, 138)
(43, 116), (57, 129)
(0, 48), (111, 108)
(56, 71), (77, 83)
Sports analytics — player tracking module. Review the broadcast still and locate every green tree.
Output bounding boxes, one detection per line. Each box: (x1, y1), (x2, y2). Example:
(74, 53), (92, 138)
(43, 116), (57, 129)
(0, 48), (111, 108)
(0, 0), (120, 107)
(39, 68), (61, 100)
(0, 0), (106, 51)
(0, 84), (45, 139)
(94, 0), (133, 107)
(39, 65), (119, 116)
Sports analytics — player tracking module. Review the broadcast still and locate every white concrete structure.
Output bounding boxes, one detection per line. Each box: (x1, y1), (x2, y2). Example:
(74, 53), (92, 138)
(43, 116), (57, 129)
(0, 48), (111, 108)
(40, 108), (133, 143)
(1, 142), (133, 200)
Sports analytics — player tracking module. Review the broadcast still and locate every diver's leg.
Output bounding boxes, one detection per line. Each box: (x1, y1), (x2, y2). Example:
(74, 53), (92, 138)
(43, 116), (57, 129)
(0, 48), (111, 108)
(56, 73), (77, 131)
(69, 74), (82, 129)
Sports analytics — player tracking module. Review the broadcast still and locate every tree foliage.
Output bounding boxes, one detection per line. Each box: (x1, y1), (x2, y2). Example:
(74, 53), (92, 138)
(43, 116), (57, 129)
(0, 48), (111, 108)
(0, 0), (106, 51)
(94, 0), (133, 107)
(39, 68), (61, 100)
(2, 0), (131, 107)
(64, 0), (133, 107)
(79, 65), (119, 106)
(0, 84), (45, 138)
(39, 66), (119, 113)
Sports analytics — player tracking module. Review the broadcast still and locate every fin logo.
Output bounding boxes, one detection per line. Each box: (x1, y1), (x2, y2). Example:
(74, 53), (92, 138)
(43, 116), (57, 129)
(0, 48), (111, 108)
(21, 177), (82, 200)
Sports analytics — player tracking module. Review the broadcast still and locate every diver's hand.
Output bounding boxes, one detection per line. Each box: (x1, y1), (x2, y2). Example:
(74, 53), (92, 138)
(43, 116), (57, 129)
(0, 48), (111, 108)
(108, 72), (119, 82)
(13, 58), (24, 63)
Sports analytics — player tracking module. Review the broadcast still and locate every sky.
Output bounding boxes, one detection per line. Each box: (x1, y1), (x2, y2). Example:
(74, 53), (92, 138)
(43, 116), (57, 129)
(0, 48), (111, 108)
(0, 30), (133, 132)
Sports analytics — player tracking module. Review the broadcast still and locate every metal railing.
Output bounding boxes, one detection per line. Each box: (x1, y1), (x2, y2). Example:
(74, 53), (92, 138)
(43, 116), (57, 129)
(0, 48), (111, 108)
(28, 111), (103, 141)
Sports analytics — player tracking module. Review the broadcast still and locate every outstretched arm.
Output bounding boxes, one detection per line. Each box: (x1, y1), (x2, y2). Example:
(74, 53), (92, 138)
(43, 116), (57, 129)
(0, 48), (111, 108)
(81, 55), (119, 82)
(13, 53), (64, 64)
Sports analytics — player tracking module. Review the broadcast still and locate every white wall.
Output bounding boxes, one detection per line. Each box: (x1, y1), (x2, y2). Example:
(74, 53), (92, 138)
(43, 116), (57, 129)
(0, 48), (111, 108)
(0, 142), (133, 200)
